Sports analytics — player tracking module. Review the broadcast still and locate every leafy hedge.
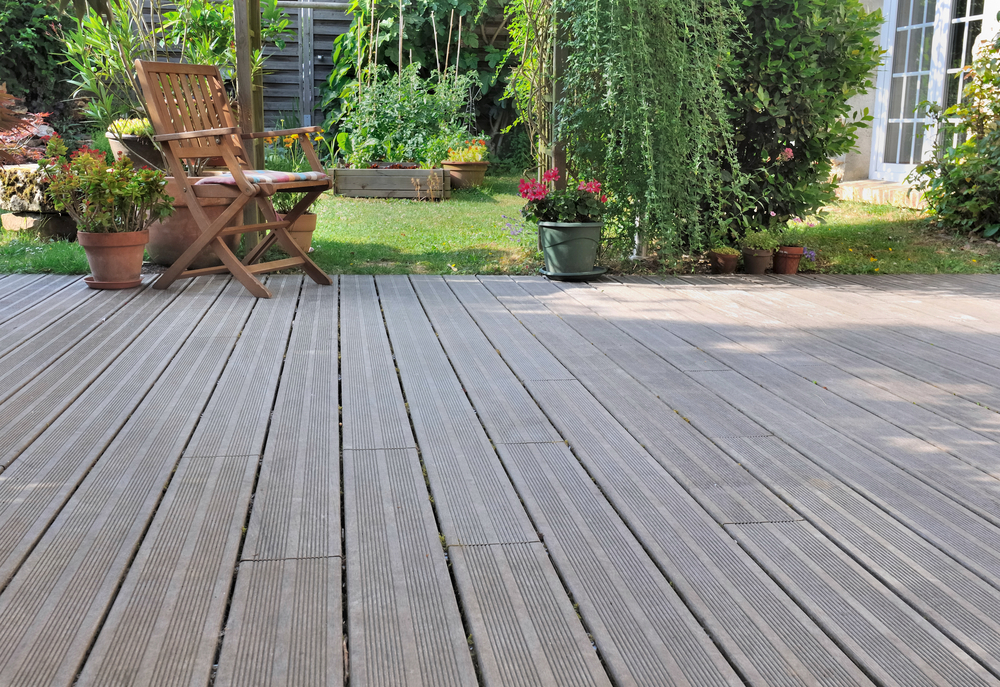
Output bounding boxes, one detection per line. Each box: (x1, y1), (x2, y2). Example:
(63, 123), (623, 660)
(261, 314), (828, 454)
(0, 2), (74, 112)
(724, 0), (882, 231)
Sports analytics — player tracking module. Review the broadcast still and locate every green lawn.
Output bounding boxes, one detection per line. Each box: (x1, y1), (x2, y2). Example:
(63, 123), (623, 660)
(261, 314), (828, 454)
(3, 189), (1000, 276)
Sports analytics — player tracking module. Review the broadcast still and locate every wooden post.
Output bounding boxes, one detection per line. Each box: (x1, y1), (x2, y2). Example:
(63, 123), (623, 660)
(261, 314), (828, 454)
(551, 4), (567, 190)
(235, 0), (265, 246)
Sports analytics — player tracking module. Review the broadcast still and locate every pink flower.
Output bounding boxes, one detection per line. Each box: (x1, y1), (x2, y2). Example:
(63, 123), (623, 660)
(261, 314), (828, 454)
(578, 181), (587, 191)
(543, 168), (560, 183)
(600, 195), (607, 203)
(769, 211), (776, 216)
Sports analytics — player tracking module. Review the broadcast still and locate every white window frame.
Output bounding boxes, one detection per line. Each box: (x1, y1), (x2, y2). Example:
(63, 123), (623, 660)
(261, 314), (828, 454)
(870, 0), (955, 181)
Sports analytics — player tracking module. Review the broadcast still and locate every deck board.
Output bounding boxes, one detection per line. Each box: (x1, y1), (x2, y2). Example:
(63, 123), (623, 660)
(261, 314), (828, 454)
(339, 275), (476, 687)
(77, 276), (301, 687)
(1, 272), (1000, 686)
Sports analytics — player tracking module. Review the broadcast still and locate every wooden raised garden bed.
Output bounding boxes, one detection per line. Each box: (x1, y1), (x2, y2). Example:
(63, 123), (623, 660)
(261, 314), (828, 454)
(334, 168), (451, 200)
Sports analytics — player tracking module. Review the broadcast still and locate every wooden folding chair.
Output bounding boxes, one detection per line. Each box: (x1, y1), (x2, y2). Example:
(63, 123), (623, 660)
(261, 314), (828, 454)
(134, 60), (334, 298)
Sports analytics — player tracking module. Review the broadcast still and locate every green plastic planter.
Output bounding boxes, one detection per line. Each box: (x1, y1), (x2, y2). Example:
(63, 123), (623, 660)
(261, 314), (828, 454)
(538, 221), (603, 278)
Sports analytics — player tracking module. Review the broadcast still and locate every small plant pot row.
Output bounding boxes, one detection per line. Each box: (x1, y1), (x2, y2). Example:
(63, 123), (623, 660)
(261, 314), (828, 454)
(707, 247), (805, 275)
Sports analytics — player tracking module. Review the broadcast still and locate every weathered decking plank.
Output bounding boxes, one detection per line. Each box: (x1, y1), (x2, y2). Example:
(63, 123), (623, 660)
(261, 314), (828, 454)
(466, 277), (872, 687)
(0, 278), (252, 686)
(0, 281), (188, 468)
(415, 276), (744, 687)
(216, 280), (342, 687)
(0, 274), (80, 325)
(339, 274), (476, 687)
(376, 275), (610, 686)
(0, 277), (105, 360)
(77, 276), (301, 687)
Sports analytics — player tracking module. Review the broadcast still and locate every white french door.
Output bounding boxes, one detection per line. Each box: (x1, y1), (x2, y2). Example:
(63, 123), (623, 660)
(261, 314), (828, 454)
(870, 0), (986, 180)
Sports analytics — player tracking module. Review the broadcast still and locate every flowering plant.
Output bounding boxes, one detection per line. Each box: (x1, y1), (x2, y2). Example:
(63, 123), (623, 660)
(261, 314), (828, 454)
(445, 139), (488, 163)
(263, 124), (324, 213)
(519, 169), (608, 223)
(40, 134), (173, 233)
(107, 118), (154, 138)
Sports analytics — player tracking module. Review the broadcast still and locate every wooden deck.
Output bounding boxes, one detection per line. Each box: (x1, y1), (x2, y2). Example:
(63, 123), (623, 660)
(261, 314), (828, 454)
(1, 271), (1000, 686)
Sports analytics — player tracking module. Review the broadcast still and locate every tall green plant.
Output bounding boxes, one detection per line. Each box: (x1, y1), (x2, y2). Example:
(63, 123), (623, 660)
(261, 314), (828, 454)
(0, 2), (75, 112)
(725, 0), (882, 230)
(549, 0), (745, 257)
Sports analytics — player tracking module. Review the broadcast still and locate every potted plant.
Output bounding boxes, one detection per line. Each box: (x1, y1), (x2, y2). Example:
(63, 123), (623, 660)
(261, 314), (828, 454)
(40, 134), (173, 289)
(706, 245), (740, 274)
(740, 229), (779, 274)
(521, 168), (608, 279)
(442, 139), (489, 189)
(774, 222), (817, 274)
(266, 130), (319, 252)
(105, 118), (164, 170)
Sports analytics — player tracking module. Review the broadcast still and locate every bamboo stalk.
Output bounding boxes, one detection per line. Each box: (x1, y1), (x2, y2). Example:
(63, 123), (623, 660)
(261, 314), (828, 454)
(431, 12), (441, 75)
(445, 9), (454, 74)
(398, 0), (404, 85)
(454, 15), (462, 79)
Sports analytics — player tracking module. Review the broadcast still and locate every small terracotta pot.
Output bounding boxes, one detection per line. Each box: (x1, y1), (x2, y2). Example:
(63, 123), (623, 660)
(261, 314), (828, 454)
(742, 248), (773, 275)
(707, 251), (739, 274)
(442, 161), (489, 189)
(277, 213), (317, 253)
(773, 246), (805, 274)
(77, 229), (149, 289)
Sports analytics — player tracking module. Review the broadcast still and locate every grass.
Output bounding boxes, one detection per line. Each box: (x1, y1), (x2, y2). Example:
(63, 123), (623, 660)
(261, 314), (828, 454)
(3, 191), (1000, 276)
(791, 201), (1000, 275)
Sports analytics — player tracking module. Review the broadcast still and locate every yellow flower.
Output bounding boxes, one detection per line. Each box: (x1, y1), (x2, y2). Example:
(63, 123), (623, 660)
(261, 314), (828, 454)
(848, 248), (853, 252)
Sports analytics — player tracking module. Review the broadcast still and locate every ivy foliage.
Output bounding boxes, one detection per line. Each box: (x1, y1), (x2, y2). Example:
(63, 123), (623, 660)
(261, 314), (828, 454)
(0, 1), (75, 112)
(725, 0), (882, 231)
(555, 0), (746, 258)
(913, 33), (1000, 239)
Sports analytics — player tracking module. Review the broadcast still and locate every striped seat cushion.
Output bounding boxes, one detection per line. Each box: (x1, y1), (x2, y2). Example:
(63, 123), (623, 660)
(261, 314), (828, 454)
(194, 170), (329, 185)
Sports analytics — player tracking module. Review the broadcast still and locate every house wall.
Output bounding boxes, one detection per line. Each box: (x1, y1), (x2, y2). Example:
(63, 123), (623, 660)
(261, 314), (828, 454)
(841, 0), (885, 182)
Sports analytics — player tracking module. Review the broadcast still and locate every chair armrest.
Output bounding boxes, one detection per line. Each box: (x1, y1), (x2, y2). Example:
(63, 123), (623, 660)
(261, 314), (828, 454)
(242, 127), (322, 139)
(153, 127), (240, 142)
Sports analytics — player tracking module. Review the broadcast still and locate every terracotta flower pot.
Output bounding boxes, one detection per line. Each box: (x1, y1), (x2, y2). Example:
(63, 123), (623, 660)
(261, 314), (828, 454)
(707, 251), (739, 274)
(742, 248), (773, 274)
(442, 161), (489, 189)
(105, 133), (166, 170)
(147, 205), (240, 270)
(773, 246), (805, 274)
(277, 212), (317, 253)
(77, 229), (149, 289)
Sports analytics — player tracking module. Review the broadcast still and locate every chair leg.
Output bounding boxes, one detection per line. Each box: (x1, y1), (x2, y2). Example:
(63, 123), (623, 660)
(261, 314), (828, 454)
(243, 192), (333, 287)
(153, 193), (251, 290)
(213, 237), (273, 298)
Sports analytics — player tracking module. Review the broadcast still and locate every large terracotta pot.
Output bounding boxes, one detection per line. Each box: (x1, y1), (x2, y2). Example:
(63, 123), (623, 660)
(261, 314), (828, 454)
(742, 248), (773, 275)
(707, 250), (739, 274)
(77, 229), (149, 289)
(773, 246), (805, 274)
(147, 205), (240, 269)
(105, 133), (166, 170)
(277, 212), (317, 253)
(442, 161), (489, 189)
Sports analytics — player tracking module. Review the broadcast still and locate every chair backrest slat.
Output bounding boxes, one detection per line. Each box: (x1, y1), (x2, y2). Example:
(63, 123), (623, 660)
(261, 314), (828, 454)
(135, 60), (248, 162)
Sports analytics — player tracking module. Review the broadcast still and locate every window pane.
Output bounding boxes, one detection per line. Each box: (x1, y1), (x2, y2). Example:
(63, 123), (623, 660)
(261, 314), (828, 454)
(926, 0), (936, 20)
(917, 75), (929, 115)
(971, 0), (984, 15)
(899, 123), (915, 163)
(885, 123), (900, 163)
(898, 0), (912, 27)
(946, 71), (961, 106)
(950, 24), (965, 68)
(966, 19), (982, 63)
(914, 124), (926, 162)
(894, 33), (909, 72)
(911, 0), (927, 24)
(955, 0), (967, 18)
(908, 28), (924, 70)
(922, 27), (934, 69)
(904, 75), (920, 116)
(889, 76), (906, 117)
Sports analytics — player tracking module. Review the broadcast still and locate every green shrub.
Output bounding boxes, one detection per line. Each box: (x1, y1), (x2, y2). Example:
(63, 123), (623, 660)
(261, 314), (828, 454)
(0, 2), (74, 112)
(724, 0), (882, 230)
(740, 229), (780, 251)
(337, 64), (475, 168)
(912, 36), (1000, 239)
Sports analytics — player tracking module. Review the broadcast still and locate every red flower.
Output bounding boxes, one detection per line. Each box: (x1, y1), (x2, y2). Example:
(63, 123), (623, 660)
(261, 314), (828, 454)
(542, 168), (560, 183)
(600, 195), (607, 203)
